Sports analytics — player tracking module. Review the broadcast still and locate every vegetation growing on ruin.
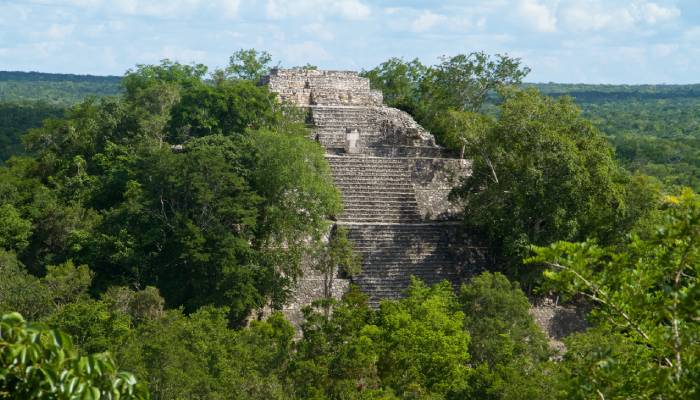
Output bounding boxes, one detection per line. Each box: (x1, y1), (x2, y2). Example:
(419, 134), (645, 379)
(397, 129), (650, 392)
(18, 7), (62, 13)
(1, 50), (699, 398)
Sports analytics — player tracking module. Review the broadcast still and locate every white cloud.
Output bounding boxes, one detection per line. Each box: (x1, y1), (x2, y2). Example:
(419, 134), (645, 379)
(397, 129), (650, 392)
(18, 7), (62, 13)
(265, 0), (370, 20)
(302, 23), (335, 41)
(651, 43), (678, 57)
(411, 10), (447, 33)
(558, 1), (680, 32)
(108, 20), (128, 31)
(282, 41), (330, 64)
(558, 2), (628, 31)
(382, 7), (477, 35)
(335, 0), (370, 19)
(635, 2), (680, 24)
(110, 0), (187, 17)
(45, 24), (75, 40)
(517, 0), (557, 32)
(683, 26), (700, 41)
(32, 41), (65, 57)
(154, 45), (209, 63)
(517, 0), (557, 33)
(215, 0), (241, 18)
(55, 0), (240, 19)
(62, 0), (102, 6)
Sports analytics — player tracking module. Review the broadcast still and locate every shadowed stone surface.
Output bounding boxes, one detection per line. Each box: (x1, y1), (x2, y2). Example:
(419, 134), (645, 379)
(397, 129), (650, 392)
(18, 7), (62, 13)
(265, 69), (488, 314)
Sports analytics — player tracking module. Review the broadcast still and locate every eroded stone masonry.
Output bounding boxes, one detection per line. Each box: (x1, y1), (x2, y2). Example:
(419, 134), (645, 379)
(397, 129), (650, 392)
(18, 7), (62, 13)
(263, 69), (488, 316)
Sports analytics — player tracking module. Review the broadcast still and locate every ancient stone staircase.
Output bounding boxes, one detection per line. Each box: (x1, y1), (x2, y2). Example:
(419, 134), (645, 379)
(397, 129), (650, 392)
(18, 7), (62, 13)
(265, 69), (485, 307)
(346, 223), (463, 305)
(327, 155), (420, 223)
(327, 154), (467, 305)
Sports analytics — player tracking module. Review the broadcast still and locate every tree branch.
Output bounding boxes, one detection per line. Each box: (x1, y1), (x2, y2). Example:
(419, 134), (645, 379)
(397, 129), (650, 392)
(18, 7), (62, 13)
(545, 262), (674, 369)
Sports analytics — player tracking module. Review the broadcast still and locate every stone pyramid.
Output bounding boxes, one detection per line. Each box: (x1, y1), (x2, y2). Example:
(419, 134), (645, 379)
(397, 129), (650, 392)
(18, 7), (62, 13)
(263, 69), (488, 313)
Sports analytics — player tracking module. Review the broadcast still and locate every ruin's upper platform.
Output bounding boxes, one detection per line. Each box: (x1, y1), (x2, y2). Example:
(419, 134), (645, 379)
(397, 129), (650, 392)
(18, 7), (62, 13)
(261, 68), (383, 107)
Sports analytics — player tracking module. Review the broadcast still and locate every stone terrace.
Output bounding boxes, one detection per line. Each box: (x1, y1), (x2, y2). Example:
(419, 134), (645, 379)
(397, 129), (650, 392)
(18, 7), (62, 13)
(264, 68), (487, 307)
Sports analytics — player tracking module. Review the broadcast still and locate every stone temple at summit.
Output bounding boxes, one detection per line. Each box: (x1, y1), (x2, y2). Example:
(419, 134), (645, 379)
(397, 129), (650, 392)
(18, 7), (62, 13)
(262, 68), (488, 312)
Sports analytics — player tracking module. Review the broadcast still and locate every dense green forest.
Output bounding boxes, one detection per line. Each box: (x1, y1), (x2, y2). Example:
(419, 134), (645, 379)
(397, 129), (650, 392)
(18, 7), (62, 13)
(0, 71), (122, 162)
(0, 71), (122, 104)
(533, 83), (700, 190)
(1, 51), (698, 399)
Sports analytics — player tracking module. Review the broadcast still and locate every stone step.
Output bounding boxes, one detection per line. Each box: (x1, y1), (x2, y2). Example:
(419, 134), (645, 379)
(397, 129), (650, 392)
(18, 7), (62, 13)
(342, 198), (417, 204)
(341, 193), (417, 198)
(335, 184), (414, 191)
(346, 226), (454, 233)
(354, 271), (459, 281)
(327, 162), (409, 168)
(350, 233), (447, 239)
(342, 213), (421, 219)
(353, 243), (446, 249)
(342, 205), (419, 211)
(358, 257), (454, 264)
(330, 169), (411, 175)
(340, 215), (422, 221)
(341, 193), (416, 198)
(328, 161), (408, 167)
(334, 179), (412, 184)
(340, 210), (421, 216)
(332, 172), (410, 178)
(343, 204), (419, 210)
(331, 170), (411, 176)
(338, 216), (423, 222)
(333, 175), (411, 180)
(314, 122), (378, 127)
(341, 208), (420, 214)
(352, 243), (446, 249)
(326, 155), (408, 162)
(335, 187), (415, 193)
(334, 176), (412, 182)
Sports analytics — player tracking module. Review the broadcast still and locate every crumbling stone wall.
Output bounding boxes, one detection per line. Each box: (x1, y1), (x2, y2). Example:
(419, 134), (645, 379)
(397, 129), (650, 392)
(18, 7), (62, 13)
(410, 158), (470, 220)
(262, 68), (383, 107)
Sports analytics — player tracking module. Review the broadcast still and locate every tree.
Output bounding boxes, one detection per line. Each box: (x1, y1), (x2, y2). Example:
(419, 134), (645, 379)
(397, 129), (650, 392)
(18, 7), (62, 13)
(362, 52), (530, 144)
(0, 256), (94, 321)
(291, 286), (392, 399)
(90, 134), (263, 317)
(0, 312), (148, 399)
(451, 88), (634, 279)
(432, 109), (493, 158)
(243, 128), (342, 310)
(101, 286), (165, 326)
(422, 52), (530, 114)
(117, 307), (293, 400)
(361, 58), (428, 115)
(529, 188), (700, 398)
(0, 251), (52, 321)
(459, 272), (555, 400)
(10, 58), (341, 322)
(0, 204), (32, 253)
(225, 49), (274, 81)
(376, 279), (471, 398)
(460, 272), (550, 366)
(47, 298), (132, 355)
(311, 226), (362, 304)
(41, 260), (94, 308)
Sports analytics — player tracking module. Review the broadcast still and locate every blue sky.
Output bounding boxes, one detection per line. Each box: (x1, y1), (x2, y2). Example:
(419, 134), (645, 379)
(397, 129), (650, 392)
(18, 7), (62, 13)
(0, 0), (698, 83)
